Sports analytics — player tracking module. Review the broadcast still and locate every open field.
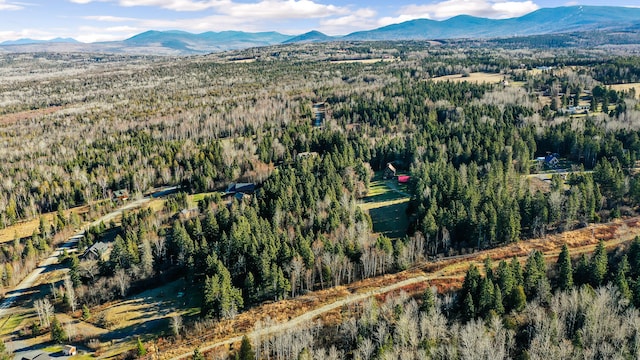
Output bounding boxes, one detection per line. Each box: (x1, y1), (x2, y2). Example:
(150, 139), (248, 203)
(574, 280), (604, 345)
(359, 178), (410, 239)
(0, 205), (88, 244)
(329, 58), (398, 64)
(609, 83), (640, 98)
(431, 72), (505, 83)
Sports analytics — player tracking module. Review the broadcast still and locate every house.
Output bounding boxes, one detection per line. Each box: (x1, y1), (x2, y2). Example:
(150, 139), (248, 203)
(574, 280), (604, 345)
(225, 183), (256, 195)
(397, 175), (411, 184)
(383, 163), (396, 179)
(81, 241), (109, 260)
(63, 345), (77, 356)
(113, 189), (129, 201)
(234, 192), (251, 202)
(296, 151), (318, 159)
(179, 208), (199, 219)
(21, 352), (51, 360)
(544, 153), (560, 167)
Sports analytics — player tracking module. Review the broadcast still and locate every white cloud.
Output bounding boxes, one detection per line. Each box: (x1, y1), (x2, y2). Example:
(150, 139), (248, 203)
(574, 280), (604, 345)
(77, 0), (355, 35)
(220, 0), (346, 19)
(0, 0), (23, 10)
(379, 0), (539, 26)
(75, 25), (141, 42)
(83, 15), (137, 22)
(70, 0), (228, 11)
(319, 8), (378, 35)
(0, 29), (54, 42)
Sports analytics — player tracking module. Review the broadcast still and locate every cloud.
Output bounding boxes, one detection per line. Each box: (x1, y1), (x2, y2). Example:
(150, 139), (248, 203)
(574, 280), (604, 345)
(75, 25), (141, 42)
(0, 29), (54, 42)
(71, 0), (228, 11)
(379, 0), (539, 26)
(219, 0), (346, 19)
(319, 8), (378, 35)
(83, 15), (137, 22)
(0, 0), (23, 10)
(77, 0), (355, 35)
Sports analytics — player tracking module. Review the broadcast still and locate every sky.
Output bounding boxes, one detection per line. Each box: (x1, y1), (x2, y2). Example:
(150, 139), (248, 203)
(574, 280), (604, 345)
(0, 0), (638, 43)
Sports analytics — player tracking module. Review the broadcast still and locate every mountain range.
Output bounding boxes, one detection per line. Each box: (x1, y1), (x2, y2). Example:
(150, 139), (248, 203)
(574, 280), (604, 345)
(1, 6), (639, 55)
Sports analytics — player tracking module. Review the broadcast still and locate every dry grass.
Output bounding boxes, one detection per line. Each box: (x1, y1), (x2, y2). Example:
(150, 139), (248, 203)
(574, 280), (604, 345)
(330, 58), (397, 64)
(0, 106), (64, 126)
(609, 83), (640, 98)
(431, 72), (505, 84)
(0, 205), (89, 244)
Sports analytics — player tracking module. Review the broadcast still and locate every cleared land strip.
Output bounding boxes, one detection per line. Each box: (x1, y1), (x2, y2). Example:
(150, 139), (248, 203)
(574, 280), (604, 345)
(167, 274), (431, 360)
(165, 216), (640, 360)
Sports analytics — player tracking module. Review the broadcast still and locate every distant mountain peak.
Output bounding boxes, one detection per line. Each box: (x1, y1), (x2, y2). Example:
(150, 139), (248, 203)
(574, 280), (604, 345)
(1, 6), (639, 55)
(283, 30), (334, 44)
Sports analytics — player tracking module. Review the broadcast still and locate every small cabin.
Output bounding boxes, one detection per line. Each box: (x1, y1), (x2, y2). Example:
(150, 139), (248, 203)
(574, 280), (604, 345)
(81, 241), (109, 260)
(113, 189), (129, 202)
(383, 163), (396, 179)
(63, 345), (77, 356)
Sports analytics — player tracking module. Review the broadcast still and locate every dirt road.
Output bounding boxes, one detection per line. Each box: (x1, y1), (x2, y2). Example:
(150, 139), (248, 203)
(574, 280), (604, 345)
(166, 217), (640, 360)
(168, 274), (431, 360)
(0, 196), (152, 318)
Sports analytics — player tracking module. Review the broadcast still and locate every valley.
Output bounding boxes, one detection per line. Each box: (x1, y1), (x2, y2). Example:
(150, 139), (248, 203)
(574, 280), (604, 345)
(0, 31), (640, 359)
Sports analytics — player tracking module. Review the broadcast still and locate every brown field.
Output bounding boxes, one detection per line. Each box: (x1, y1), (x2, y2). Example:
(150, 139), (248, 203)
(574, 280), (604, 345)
(0, 205), (89, 244)
(609, 83), (640, 98)
(330, 58), (397, 64)
(0, 106), (64, 126)
(431, 72), (505, 83)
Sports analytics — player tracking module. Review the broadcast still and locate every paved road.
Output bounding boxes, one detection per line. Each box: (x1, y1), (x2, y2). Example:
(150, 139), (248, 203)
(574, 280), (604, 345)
(0, 197), (152, 319)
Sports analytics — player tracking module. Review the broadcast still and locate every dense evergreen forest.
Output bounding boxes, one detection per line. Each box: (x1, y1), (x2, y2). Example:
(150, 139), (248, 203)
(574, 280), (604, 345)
(2, 42), (640, 358)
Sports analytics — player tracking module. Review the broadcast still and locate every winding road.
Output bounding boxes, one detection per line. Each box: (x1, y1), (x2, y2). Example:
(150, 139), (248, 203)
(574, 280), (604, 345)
(0, 196), (156, 319)
(168, 274), (432, 360)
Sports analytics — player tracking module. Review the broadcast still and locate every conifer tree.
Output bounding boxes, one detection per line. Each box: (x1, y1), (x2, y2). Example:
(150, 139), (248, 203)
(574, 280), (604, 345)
(511, 285), (526, 312)
(591, 240), (608, 286)
(421, 286), (436, 315)
(463, 292), (475, 322)
(50, 317), (66, 344)
(616, 267), (632, 301)
(556, 244), (574, 291)
(236, 335), (255, 360)
(494, 286), (505, 315)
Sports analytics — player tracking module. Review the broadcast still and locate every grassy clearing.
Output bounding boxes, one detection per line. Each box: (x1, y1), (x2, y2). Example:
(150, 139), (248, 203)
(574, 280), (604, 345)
(359, 177), (410, 239)
(0, 203), (95, 244)
(95, 278), (201, 358)
(190, 192), (219, 203)
(0, 312), (26, 336)
(101, 278), (199, 333)
(431, 72), (505, 84)
(329, 58), (397, 64)
(609, 83), (640, 98)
